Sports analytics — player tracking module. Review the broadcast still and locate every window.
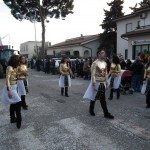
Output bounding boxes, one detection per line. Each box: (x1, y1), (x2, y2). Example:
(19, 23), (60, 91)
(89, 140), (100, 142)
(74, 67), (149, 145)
(73, 51), (80, 57)
(53, 50), (55, 57)
(126, 23), (132, 32)
(135, 46), (141, 56)
(142, 45), (148, 54)
(65, 51), (70, 56)
(125, 49), (128, 60)
(137, 21), (140, 28)
(84, 50), (89, 57)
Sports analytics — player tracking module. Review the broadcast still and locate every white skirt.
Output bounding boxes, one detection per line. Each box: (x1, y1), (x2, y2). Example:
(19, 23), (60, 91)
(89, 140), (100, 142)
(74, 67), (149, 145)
(108, 76), (121, 89)
(0, 84), (21, 105)
(59, 75), (71, 88)
(141, 80), (147, 95)
(83, 81), (106, 101)
(17, 80), (27, 96)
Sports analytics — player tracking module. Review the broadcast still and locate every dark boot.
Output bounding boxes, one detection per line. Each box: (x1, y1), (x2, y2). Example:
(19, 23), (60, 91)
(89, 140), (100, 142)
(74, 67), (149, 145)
(108, 89), (113, 100)
(16, 102), (22, 129)
(89, 100), (95, 116)
(21, 95), (28, 110)
(61, 88), (64, 96)
(117, 88), (120, 99)
(104, 113), (114, 119)
(65, 87), (69, 97)
(146, 92), (150, 108)
(10, 104), (17, 123)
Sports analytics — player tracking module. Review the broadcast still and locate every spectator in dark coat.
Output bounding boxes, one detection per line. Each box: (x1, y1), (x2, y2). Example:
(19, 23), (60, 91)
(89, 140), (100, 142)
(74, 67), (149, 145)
(126, 59), (132, 70)
(75, 58), (80, 77)
(119, 55), (126, 70)
(130, 56), (144, 92)
(83, 58), (90, 80)
(52, 59), (56, 75)
(79, 59), (84, 78)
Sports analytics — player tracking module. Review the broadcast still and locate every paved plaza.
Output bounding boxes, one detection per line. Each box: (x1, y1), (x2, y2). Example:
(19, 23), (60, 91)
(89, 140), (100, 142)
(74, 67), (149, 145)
(0, 69), (150, 150)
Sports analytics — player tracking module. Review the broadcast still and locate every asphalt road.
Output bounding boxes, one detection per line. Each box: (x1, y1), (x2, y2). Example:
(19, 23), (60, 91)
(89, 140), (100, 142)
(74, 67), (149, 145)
(0, 69), (150, 150)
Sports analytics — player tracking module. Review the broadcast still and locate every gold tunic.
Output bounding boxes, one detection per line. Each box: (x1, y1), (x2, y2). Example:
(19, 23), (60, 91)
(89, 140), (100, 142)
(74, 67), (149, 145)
(17, 64), (28, 80)
(59, 63), (72, 76)
(6, 66), (17, 91)
(91, 59), (107, 86)
(144, 65), (150, 78)
(109, 63), (121, 77)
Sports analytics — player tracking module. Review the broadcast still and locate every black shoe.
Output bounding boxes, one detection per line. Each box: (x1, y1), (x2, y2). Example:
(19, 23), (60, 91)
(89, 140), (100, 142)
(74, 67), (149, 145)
(89, 110), (95, 116)
(16, 121), (21, 129)
(10, 118), (17, 123)
(22, 106), (28, 110)
(146, 105), (150, 108)
(89, 100), (95, 116)
(117, 96), (120, 100)
(104, 113), (114, 119)
(65, 94), (69, 97)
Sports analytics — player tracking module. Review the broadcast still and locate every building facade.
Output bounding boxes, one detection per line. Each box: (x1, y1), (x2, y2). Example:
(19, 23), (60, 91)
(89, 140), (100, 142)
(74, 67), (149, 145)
(116, 6), (150, 60)
(20, 41), (50, 59)
(47, 34), (100, 58)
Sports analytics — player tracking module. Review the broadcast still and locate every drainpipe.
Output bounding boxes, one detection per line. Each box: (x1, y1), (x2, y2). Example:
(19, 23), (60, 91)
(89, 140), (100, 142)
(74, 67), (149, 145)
(81, 45), (92, 58)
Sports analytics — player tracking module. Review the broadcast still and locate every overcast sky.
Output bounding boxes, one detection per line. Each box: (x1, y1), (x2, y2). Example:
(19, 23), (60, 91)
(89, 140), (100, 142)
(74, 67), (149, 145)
(0, 0), (140, 50)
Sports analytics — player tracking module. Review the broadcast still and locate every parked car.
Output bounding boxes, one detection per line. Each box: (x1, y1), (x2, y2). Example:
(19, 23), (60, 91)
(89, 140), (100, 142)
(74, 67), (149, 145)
(51, 58), (61, 74)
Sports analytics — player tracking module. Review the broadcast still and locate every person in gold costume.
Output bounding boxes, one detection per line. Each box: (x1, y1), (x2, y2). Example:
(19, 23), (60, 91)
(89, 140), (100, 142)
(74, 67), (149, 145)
(59, 56), (72, 97)
(144, 56), (150, 108)
(108, 54), (121, 100)
(83, 49), (114, 119)
(1, 55), (22, 129)
(17, 56), (29, 110)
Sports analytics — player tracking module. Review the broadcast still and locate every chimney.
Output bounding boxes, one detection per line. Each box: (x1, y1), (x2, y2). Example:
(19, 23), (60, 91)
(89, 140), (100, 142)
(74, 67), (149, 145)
(81, 34), (83, 37)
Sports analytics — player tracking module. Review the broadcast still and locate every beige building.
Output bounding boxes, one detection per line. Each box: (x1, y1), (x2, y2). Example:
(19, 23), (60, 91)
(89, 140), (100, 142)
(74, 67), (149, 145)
(47, 34), (100, 58)
(20, 41), (50, 59)
(116, 6), (150, 60)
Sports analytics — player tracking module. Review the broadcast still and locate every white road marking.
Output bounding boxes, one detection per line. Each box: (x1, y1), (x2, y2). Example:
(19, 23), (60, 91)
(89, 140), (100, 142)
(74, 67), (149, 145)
(57, 117), (119, 150)
(110, 118), (150, 140)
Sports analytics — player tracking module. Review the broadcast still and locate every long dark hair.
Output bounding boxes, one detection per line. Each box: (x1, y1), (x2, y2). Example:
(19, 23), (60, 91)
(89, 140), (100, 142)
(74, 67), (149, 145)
(61, 56), (68, 64)
(96, 48), (106, 56)
(7, 55), (19, 68)
(112, 54), (120, 65)
(19, 55), (27, 65)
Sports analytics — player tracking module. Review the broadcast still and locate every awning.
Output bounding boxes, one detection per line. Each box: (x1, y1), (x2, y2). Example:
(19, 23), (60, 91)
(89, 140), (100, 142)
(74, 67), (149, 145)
(121, 27), (150, 38)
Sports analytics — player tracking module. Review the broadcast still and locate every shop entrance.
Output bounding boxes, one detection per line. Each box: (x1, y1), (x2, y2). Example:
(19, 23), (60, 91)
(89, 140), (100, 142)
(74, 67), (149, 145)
(132, 44), (150, 60)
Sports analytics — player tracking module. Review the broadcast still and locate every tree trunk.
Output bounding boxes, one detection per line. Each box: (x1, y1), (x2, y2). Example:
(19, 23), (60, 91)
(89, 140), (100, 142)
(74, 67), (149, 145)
(41, 18), (45, 59)
(38, 1), (46, 59)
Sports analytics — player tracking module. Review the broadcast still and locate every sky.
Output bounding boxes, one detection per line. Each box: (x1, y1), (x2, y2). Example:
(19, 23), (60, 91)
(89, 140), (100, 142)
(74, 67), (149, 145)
(0, 0), (141, 50)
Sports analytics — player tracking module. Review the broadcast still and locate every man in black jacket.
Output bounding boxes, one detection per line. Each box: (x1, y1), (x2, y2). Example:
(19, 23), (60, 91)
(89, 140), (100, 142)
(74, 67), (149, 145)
(131, 56), (144, 92)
